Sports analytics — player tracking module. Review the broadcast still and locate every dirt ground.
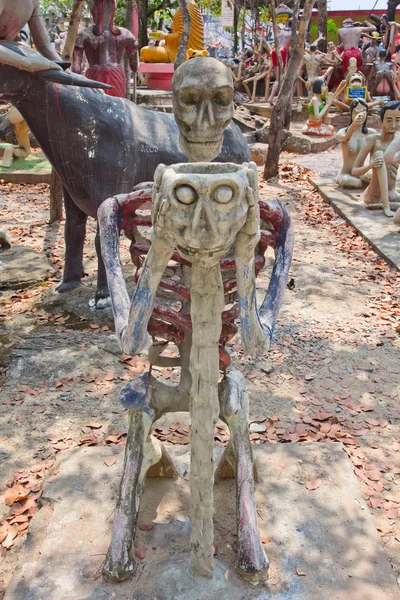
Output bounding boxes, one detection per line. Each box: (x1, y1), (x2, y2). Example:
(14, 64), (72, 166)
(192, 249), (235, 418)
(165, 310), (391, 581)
(0, 160), (399, 596)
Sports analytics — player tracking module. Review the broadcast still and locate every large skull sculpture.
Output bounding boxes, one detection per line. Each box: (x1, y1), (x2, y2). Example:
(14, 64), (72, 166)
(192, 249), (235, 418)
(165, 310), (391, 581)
(172, 57), (234, 162)
(152, 162), (258, 263)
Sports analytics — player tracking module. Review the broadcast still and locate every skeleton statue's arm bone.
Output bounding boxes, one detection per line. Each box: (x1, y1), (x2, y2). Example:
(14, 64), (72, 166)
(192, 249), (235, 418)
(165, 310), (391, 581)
(121, 234), (174, 355)
(0, 43), (61, 72)
(258, 200), (294, 341)
(98, 196), (131, 341)
(98, 194), (175, 355)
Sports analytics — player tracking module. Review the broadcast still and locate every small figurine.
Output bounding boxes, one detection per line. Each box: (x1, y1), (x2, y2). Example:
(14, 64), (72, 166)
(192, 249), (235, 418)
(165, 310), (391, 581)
(302, 78), (335, 137)
(336, 98), (377, 189)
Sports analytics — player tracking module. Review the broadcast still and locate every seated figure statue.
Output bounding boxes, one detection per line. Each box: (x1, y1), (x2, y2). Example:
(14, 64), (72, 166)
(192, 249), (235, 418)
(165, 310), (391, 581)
(352, 100), (400, 217)
(336, 98), (377, 189)
(140, 0), (204, 63)
(302, 78), (335, 137)
(370, 49), (400, 101)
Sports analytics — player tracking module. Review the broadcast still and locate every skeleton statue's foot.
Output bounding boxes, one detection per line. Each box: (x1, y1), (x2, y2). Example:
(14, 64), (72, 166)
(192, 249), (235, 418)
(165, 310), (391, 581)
(55, 279), (81, 293)
(103, 553), (136, 581)
(89, 290), (111, 310)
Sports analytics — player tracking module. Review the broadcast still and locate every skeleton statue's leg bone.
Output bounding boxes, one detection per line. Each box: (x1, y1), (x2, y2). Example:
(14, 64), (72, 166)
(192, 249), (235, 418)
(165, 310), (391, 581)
(218, 370), (269, 577)
(190, 261), (224, 578)
(103, 372), (189, 580)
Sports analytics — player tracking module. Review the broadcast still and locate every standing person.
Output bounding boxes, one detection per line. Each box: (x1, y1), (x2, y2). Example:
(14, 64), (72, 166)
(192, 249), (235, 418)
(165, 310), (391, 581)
(338, 18), (376, 74)
(72, 0), (138, 98)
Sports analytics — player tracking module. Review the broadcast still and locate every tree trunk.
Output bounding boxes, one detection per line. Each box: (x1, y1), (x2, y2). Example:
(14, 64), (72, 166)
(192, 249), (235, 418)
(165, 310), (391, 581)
(125, 0), (136, 102)
(233, 4), (239, 55)
(264, 0), (316, 180)
(386, 0), (400, 22)
(317, 0), (327, 52)
(138, 0), (149, 48)
(62, 0), (84, 62)
(174, 0), (192, 69)
(284, 0), (300, 130)
(49, 169), (63, 223)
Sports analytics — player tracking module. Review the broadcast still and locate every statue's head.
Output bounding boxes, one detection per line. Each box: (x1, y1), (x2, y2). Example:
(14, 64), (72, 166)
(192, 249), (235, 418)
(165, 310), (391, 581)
(348, 73), (364, 87)
(309, 44), (317, 53)
(172, 57), (234, 162)
(349, 98), (368, 133)
(89, 0), (119, 35)
(343, 18), (354, 28)
(347, 57), (358, 74)
(152, 162), (258, 263)
(381, 100), (400, 133)
(312, 77), (326, 96)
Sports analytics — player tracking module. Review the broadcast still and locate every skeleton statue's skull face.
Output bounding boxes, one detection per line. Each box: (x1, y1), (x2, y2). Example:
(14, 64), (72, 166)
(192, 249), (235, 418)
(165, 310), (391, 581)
(152, 162), (258, 263)
(172, 57), (234, 162)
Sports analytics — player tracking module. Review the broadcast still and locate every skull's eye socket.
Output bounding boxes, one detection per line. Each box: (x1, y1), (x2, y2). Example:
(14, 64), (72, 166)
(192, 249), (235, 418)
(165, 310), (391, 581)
(175, 184), (198, 205)
(214, 185), (233, 204)
(180, 88), (202, 106)
(212, 89), (233, 106)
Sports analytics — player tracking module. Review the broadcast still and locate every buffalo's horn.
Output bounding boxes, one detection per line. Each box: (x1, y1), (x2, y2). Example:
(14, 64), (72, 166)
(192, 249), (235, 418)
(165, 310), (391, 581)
(38, 69), (113, 90)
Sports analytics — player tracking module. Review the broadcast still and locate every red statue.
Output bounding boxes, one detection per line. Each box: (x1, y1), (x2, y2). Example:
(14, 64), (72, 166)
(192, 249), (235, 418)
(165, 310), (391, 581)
(72, 0), (138, 98)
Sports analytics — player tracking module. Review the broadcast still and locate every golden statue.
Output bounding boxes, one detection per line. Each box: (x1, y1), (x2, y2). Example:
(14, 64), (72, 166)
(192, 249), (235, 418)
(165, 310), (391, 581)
(140, 0), (205, 63)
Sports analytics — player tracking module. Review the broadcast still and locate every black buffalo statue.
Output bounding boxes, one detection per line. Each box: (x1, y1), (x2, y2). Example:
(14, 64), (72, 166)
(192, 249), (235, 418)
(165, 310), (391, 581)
(0, 42), (251, 307)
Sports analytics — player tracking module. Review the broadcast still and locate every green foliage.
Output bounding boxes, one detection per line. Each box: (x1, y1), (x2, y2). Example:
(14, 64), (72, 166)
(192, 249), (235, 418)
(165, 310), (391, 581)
(327, 18), (338, 34)
(40, 1), (76, 18)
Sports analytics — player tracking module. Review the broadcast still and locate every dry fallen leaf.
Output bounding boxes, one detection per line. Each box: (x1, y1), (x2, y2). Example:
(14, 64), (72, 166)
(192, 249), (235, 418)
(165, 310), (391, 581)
(104, 456), (117, 467)
(296, 567), (306, 576)
(305, 479), (321, 491)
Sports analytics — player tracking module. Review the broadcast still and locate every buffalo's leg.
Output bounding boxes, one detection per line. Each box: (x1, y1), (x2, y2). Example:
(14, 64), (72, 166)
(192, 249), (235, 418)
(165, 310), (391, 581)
(56, 187), (87, 292)
(219, 370), (269, 578)
(90, 223), (111, 309)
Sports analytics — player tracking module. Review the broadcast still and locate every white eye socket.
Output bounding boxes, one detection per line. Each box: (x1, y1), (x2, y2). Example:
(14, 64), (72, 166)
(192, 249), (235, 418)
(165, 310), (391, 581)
(175, 184), (198, 205)
(214, 185), (233, 204)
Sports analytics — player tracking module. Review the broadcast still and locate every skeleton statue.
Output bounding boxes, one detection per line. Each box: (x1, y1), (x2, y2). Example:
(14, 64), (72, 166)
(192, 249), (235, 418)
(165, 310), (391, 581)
(98, 57), (293, 581)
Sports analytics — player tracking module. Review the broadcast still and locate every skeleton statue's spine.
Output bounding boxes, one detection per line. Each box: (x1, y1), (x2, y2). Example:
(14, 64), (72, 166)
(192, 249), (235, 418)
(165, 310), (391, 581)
(189, 261), (224, 577)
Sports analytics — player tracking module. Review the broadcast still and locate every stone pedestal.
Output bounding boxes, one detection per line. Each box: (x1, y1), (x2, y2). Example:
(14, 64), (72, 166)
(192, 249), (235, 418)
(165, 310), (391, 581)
(4, 442), (398, 600)
(138, 64), (175, 91)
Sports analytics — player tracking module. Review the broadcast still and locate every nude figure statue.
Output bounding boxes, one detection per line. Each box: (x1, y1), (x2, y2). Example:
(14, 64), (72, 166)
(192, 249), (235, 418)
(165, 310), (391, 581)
(370, 49), (400, 101)
(72, 0), (138, 97)
(352, 100), (400, 217)
(336, 98), (377, 189)
(338, 18), (376, 75)
(0, 0), (62, 71)
(301, 44), (334, 100)
(383, 134), (400, 223)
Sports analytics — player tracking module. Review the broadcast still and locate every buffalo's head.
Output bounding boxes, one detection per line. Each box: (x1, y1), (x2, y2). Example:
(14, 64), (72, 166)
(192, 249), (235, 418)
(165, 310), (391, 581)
(0, 41), (112, 100)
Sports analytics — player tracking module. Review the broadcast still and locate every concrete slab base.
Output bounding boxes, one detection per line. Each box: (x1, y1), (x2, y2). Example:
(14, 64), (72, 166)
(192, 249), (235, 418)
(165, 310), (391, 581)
(310, 177), (400, 271)
(0, 245), (55, 289)
(5, 442), (398, 600)
(0, 144), (51, 183)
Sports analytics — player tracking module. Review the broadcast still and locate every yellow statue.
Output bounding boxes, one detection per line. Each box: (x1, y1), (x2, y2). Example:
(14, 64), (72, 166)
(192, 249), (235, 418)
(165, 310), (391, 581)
(140, 0), (205, 63)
